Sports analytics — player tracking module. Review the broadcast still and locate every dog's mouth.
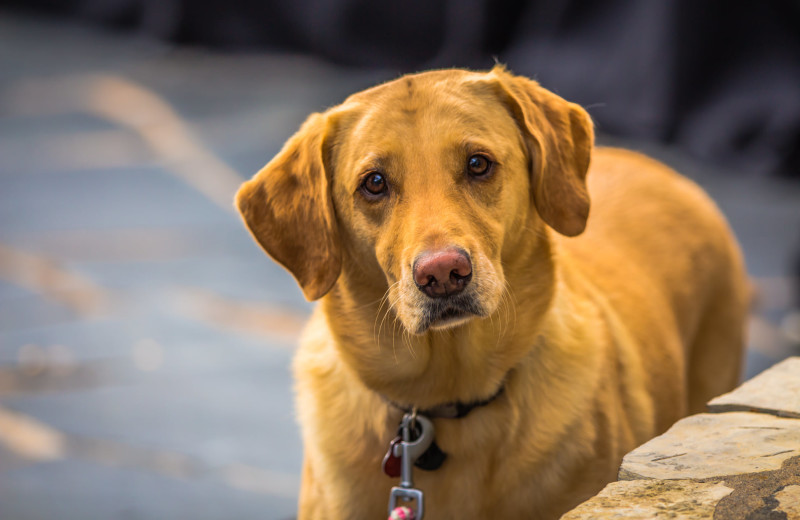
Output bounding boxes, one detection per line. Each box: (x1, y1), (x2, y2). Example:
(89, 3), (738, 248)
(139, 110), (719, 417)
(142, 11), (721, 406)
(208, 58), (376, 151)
(420, 294), (485, 332)
(396, 252), (502, 335)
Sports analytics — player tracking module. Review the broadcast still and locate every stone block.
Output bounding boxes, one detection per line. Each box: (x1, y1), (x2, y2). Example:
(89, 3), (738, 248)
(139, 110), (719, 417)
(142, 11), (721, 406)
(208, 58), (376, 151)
(774, 485), (800, 517)
(560, 479), (733, 519)
(708, 356), (800, 418)
(619, 412), (800, 480)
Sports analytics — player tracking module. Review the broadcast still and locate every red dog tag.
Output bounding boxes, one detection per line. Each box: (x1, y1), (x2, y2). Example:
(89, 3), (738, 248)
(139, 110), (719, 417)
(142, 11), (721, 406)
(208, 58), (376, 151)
(382, 436), (402, 477)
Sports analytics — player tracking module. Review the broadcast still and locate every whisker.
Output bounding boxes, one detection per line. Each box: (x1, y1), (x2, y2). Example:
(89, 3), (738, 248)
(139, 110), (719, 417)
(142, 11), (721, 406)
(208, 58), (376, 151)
(382, 303), (396, 356)
(391, 312), (406, 363)
(356, 291), (392, 311)
(504, 280), (518, 332)
(373, 289), (392, 346)
(375, 281), (402, 347)
(403, 327), (417, 360)
(496, 288), (510, 347)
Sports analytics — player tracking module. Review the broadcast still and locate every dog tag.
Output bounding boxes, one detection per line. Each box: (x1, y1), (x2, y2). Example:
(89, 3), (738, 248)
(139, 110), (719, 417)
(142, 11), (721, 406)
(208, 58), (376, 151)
(413, 440), (447, 471)
(403, 419), (446, 471)
(382, 436), (403, 477)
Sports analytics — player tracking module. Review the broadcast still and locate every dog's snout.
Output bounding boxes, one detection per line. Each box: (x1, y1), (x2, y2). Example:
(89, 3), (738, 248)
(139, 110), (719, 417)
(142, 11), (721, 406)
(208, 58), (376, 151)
(413, 248), (473, 298)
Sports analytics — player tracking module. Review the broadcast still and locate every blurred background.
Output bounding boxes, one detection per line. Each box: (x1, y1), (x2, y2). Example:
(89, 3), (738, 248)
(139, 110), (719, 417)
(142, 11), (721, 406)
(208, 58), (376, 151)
(0, 1), (798, 518)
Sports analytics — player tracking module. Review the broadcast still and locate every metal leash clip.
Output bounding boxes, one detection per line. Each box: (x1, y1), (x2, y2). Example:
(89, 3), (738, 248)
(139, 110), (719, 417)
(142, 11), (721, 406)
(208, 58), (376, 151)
(387, 412), (434, 520)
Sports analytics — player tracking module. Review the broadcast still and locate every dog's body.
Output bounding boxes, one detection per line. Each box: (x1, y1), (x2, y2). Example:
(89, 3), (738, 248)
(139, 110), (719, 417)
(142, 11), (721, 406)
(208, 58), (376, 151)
(237, 68), (748, 519)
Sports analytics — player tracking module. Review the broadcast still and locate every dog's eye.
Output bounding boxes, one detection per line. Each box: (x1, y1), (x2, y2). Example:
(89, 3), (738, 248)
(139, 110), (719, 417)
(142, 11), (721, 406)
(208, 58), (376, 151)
(466, 154), (492, 178)
(360, 172), (389, 198)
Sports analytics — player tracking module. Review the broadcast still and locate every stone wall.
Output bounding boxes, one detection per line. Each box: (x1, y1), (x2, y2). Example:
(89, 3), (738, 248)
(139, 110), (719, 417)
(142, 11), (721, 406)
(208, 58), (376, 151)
(562, 357), (800, 519)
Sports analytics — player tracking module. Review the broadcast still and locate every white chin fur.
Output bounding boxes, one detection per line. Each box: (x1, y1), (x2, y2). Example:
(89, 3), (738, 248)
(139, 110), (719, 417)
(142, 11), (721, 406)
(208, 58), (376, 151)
(426, 313), (475, 331)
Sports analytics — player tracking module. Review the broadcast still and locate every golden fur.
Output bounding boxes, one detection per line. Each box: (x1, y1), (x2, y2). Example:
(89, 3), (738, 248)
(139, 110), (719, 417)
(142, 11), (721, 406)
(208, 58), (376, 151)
(236, 67), (748, 519)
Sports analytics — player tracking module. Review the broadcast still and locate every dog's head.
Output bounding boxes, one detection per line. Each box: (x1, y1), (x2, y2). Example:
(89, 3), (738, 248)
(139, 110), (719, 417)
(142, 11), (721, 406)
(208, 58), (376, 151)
(236, 67), (593, 335)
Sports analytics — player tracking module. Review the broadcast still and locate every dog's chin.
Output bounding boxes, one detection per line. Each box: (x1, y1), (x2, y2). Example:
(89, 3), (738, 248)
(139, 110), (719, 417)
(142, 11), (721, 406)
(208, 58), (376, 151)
(426, 309), (476, 331)
(411, 296), (487, 334)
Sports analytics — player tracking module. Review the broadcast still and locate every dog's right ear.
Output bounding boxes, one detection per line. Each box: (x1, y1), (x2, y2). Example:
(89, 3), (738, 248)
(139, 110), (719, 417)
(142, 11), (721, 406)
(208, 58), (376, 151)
(235, 113), (341, 301)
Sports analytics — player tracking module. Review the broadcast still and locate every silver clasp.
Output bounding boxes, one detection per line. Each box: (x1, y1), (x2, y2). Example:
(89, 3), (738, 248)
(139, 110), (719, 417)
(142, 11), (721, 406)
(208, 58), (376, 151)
(387, 413), (434, 519)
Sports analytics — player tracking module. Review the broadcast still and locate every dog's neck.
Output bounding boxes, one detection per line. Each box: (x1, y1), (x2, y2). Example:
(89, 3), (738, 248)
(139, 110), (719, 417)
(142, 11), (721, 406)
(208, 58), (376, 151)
(321, 226), (560, 409)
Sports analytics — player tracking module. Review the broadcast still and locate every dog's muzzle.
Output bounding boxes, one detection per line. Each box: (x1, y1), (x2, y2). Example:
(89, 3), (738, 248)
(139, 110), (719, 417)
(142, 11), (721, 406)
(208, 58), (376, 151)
(410, 247), (484, 331)
(419, 292), (484, 331)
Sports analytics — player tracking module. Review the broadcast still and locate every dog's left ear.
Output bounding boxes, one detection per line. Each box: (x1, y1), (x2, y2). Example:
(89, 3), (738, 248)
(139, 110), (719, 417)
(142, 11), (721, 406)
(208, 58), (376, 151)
(235, 112), (341, 301)
(492, 68), (594, 237)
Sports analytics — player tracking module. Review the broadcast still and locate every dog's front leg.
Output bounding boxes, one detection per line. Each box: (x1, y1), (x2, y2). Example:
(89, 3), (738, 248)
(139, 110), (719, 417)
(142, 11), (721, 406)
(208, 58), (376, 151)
(298, 457), (324, 519)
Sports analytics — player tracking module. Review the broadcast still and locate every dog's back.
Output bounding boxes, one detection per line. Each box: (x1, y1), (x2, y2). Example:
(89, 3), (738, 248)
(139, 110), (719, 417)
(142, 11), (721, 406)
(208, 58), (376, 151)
(563, 147), (748, 421)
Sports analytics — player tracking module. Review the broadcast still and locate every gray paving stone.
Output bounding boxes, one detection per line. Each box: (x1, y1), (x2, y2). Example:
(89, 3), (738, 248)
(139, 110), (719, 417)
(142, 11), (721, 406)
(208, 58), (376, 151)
(0, 293), (79, 332)
(0, 457), (298, 520)
(2, 333), (302, 471)
(0, 167), (230, 234)
(708, 356), (800, 418)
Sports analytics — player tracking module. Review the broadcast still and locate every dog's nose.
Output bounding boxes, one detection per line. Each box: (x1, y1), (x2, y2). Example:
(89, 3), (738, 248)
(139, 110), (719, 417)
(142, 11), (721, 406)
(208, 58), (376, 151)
(413, 248), (472, 298)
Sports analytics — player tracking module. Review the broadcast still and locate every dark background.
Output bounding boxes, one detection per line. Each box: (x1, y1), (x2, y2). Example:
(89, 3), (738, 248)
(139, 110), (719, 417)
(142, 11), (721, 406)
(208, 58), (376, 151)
(6, 0), (800, 177)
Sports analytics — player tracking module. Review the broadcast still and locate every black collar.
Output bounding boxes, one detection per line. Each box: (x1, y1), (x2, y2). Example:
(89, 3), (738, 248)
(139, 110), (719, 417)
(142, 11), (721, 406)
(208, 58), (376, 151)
(384, 383), (505, 419)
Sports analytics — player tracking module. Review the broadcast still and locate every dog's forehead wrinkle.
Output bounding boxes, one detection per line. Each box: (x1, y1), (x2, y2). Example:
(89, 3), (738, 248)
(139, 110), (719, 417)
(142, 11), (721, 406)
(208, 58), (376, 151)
(356, 84), (496, 132)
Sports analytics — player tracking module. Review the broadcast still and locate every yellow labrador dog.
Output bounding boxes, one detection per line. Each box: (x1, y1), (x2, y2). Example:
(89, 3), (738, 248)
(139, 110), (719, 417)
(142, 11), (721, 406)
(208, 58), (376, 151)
(236, 66), (748, 519)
